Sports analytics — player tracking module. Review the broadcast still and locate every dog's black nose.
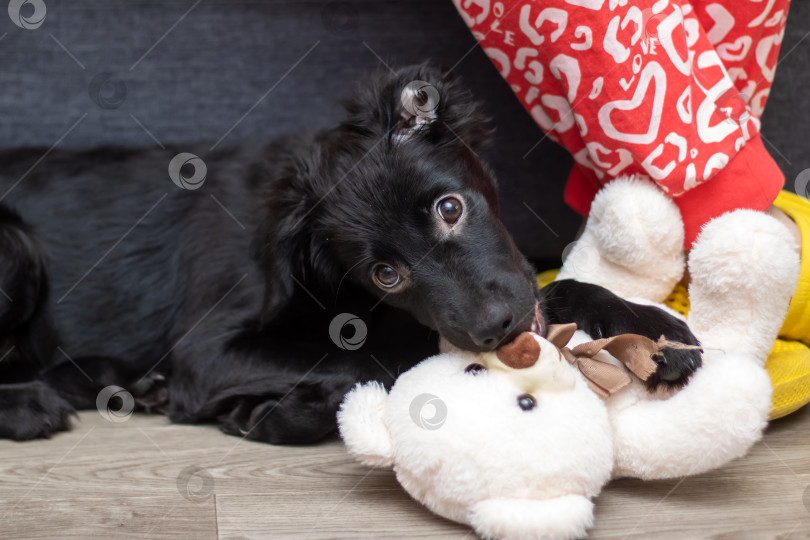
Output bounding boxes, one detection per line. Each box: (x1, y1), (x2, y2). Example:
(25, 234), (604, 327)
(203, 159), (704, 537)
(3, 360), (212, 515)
(468, 301), (514, 350)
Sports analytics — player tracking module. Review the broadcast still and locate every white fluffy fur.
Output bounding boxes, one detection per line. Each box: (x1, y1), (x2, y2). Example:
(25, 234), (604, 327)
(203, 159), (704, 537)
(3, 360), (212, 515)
(336, 381), (394, 468)
(688, 209), (800, 362)
(337, 177), (799, 539)
(470, 496), (594, 540)
(341, 354), (613, 528)
(557, 176), (685, 302)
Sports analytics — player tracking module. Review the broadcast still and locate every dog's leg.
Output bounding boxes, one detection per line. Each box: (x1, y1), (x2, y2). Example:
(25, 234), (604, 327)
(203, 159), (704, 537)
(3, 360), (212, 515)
(539, 279), (702, 389)
(165, 311), (433, 444)
(0, 206), (75, 440)
(41, 356), (169, 414)
(168, 343), (397, 444)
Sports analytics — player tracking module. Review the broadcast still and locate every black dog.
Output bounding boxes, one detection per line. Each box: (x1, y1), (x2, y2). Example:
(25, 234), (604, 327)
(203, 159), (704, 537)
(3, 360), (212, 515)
(0, 65), (700, 442)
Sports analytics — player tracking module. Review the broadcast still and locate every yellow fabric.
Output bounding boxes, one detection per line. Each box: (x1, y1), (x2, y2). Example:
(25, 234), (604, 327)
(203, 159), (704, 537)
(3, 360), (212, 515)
(536, 269), (560, 289)
(536, 229), (810, 419)
(663, 282), (690, 317)
(773, 190), (810, 344)
(765, 339), (810, 419)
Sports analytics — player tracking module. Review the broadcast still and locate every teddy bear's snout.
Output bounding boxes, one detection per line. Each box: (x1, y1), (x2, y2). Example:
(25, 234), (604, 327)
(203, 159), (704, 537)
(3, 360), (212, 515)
(484, 331), (578, 394)
(495, 333), (540, 369)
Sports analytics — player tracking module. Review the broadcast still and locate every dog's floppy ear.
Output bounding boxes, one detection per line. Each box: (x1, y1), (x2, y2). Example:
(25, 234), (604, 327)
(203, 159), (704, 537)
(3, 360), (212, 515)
(340, 63), (492, 150)
(256, 161), (335, 324)
(257, 182), (307, 322)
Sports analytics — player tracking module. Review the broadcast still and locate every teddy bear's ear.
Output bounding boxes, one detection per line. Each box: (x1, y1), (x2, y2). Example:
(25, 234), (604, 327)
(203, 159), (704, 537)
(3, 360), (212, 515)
(469, 495), (594, 540)
(338, 382), (395, 468)
(546, 323), (578, 349)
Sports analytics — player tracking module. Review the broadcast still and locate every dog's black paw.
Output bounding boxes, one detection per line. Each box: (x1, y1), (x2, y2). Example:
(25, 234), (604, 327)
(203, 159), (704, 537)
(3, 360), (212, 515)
(0, 381), (75, 440)
(619, 304), (702, 390)
(646, 345), (702, 389)
(218, 384), (341, 444)
(130, 372), (169, 414)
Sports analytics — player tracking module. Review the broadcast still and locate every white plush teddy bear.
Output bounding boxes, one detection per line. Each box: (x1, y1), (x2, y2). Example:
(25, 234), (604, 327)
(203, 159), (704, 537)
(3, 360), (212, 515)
(338, 177), (799, 540)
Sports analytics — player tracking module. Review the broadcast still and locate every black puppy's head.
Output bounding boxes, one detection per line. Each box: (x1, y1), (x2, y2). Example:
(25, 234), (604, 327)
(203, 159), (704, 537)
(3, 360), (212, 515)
(264, 65), (540, 351)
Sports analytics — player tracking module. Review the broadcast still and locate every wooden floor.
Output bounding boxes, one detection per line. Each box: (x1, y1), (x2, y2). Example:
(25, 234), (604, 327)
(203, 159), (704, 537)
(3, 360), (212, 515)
(0, 405), (809, 539)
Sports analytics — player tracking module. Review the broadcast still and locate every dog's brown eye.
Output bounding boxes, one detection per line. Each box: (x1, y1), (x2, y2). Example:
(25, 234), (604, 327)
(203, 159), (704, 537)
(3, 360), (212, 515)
(373, 265), (401, 288)
(517, 393), (536, 411)
(465, 363), (486, 375)
(437, 196), (462, 224)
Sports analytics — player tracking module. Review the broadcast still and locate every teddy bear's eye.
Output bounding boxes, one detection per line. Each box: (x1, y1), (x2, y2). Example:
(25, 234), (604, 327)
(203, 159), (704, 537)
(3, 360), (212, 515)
(464, 363), (486, 375)
(517, 394), (536, 411)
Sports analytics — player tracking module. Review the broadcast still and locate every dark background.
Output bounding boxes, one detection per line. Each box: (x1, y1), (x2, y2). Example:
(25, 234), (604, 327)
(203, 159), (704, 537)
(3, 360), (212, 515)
(2, 0), (808, 267)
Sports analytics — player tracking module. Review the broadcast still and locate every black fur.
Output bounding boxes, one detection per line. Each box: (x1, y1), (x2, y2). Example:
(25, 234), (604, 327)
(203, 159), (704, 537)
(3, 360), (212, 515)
(0, 65), (700, 442)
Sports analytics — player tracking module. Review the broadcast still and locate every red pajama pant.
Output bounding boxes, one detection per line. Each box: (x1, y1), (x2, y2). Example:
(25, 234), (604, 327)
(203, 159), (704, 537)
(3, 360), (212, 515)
(452, 0), (790, 246)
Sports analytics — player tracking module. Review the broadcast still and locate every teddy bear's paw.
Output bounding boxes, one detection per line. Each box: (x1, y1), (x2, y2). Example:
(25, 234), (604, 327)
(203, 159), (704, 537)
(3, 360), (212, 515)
(337, 382), (395, 468)
(590, 176), (683, 264)
(559, 176), (685, 301)
(688, 209), (800, 360)
(469, 496), (593, 540)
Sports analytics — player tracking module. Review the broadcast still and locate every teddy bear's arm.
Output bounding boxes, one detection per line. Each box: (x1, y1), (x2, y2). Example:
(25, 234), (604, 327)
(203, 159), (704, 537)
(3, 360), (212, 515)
(610, 353), (772, 480)
(610, 209), (799, 480)
(337, 382), (395, 468)
(469, 495), (594, 540)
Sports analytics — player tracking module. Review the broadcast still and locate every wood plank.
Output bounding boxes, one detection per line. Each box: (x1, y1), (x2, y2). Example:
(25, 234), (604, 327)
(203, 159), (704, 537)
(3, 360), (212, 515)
(593, 474), (810, 539)
(0, 412), (392, 500)
(0, 496), (218, 540)
(215, 489), (472, 539)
